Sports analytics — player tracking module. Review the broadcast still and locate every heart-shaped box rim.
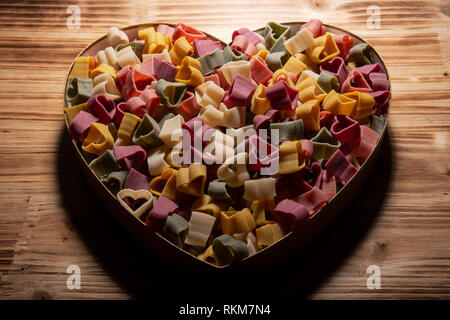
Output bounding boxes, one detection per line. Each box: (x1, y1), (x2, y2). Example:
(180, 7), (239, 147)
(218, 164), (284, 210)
(62, 22), (391, 270)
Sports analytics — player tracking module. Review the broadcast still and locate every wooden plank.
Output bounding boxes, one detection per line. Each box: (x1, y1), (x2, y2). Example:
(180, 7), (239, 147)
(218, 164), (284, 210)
(0, 0), (449, 300)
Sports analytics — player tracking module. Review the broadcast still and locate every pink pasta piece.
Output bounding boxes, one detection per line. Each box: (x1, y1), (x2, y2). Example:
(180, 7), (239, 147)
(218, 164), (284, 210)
(113, 145), (147, 170)
(325, 149), (357, 185)
(231, 35), (257, 58)
(88, 94), (116, 124)
(215, 69), (230, 90)
(152, 57), (177, 82)
(264, 109), (281, 122)
(248, 134), (279, 172)
(319, 111), (335, 130)
(300, 139), (313, 161)
(330, 115), (361, 154)
(342, 70), (372, 93)
(114, 102), (127, 124)
(265, 80), (299, 111)
(156, 24), (175, 38)
(193, 39), (223, 57)
(250, 56), (273, 85)
(139, 57), (155, 77)
(333, 34), (353, 60)
(145, 195), (179, 231)
(301, 19), (327, 38)
(203, 74), (221, 87)
(317, 170), (336, 200)
(369, 90), (391, 115)
(120, 67), (155, 100)
(292, 186), (328, 216)
(223, 75), (257, 107)
(369, 73), (390, 91)
(352, 126), (379, 161)
(68, 111), (99, 143)
(320, 57), (349, 87)
(253, 114), (271, 131)
(124, 168), (150, 191)
(172, 23), (207, 44)
(232, 28), (262, 45)
(274, 199), (309, 232)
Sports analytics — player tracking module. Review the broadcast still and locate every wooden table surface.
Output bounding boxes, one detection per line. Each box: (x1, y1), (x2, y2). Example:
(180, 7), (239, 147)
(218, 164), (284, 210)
(0, 0), (449, 300)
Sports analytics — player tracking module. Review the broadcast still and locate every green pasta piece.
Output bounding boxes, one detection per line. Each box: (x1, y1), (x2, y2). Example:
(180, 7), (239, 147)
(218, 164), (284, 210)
(311, 127), (341, 161)
(88, 149), (122, 178)
(222, 46), (247, 63)
(264, 22), (291, 50)
(162, 214), (189, 248)
(66, 77), (93, 105)
(370, 114), (386, 135)
(317, 71), (340, 93)
(348, 43), (373, 67)
(270, 119), (304, 143)
(265, 51), (290, 72)
(212, 234), (249, 266)
(101, 170), (129, 194)
(198, 49), (226, 76)
(269, 35), (288, 54)
(208, 179), (232, 201)
(132, 113), (163, 148)
(155, 79), (187, 108)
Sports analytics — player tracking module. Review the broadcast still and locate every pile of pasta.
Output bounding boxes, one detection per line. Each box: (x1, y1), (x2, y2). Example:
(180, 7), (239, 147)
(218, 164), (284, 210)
(65, 20), (390, 266)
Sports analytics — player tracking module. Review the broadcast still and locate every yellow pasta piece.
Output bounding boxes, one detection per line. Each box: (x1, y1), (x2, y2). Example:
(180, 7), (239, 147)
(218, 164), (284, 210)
(161, 169), (178, 201)
(322, 90), (357, 116)
(82, 122), (114, 155)
(295, 99), (320, 132)
(176, 163), (207, 197)
(296, 72), (327, 103)
(147, 145), (170, 176)
(138, 27), (167, 54)
(250, 84), (271, 115)
(70, 56), (95, 79)
(175, 56), (204, 87)
(221, 208), (256, 235)
(278, 140), (306, 174)
(255, 222), (284, 249)
(197, 245), (216, 263)
(192, 194), (226, 220)
(294, 53), (319, 73)
(251, 49), (269, 60)
(117, 112), (142, 145)
(195, 81), (225, 108)
(96, 46), (119, 71)
(64, 102), (90, 124)
(92, 73), (121, 100)
(90, 63), (117, 80)
(169, 36), (194, 66)
(251, 199), (275, 227)
(306, 33), (340, 64)
(243, 178), (276, 201)
(283, 56), (307, 78)
(149, 167), (177, 196)
(342, 91), (376, 120)
(219, 61), (252, 86)
(271, 69), (296, 89)
(159, 114), (184, 147)
(283, 28), (314, 55)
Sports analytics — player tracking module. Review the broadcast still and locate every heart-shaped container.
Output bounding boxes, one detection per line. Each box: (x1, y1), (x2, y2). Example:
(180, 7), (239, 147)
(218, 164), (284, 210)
(63, 22), (390, 273)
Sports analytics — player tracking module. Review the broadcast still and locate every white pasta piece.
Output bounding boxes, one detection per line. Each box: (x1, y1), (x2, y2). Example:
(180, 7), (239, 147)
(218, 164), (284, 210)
(93, 73), (121, 100)
(220, 61), (252, 86)
(116, 46), (140, 68)
(247, 232), (258, 256)
(219, 103), (246, 129)
(199, 105), (224, 128)
(147, 145), (170, 176)
(107, 26), (129, 47)
(184, 211), (216, 247)
(195, 81), (225, 108)
(159, 114), (184, 147)
(243, 178), (276, 201)
(302, 69), (320, 81)
(217, 153), (250, 187)
(284, 28), (314, 56)
(142, 49), (172, 63)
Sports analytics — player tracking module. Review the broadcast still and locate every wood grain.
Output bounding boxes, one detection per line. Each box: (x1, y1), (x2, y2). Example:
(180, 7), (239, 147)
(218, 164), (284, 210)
(0, 0), (449, 300)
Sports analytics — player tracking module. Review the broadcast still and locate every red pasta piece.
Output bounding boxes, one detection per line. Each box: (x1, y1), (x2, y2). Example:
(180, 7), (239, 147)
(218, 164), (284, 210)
(333, 34), (353, 60)
(114, 145), (147, 170)
(120, 67), (155, 100)
(156, 24), (175, 38)
(172, 23), (207, 44)
(318, 170), (336, 200)
(153, 57), (177, 81)
(319, 111), (335, 130)
(264, 109), (281, 122)
(325, 149), (357, 185)
(369, 90), (391, 115)
(320, 56), (349, 87)
(124, 168), (150, 191)
(68, 111), (99, 143)
(265, 80), (299, 111)
(223, 75), (257, 107)
(174, 91), (200, 121)
(193, 39), (223, 57)
(330, 115), (361, 154)
(114, 102), (127, 124)
(300, 139), (313, 161)
(215, 69), (230, 90)
(146, 195), (179, 231)
(248, 134), (279, 172)
(292, 186), (328, 216)
(253, 114), (271, 131)
(369, 73), (390, 91)
(125, 87), (160, 118)
(301, 19), (327, 38)
(342, 70), (372, 93)
(250, 56), (273, 85)
(203, 73), (221, 87)
(232, 28), (262, 45)
(352, 126), (379, 161)
(274, 199), (309, 232)
(88, 94), (116, 124)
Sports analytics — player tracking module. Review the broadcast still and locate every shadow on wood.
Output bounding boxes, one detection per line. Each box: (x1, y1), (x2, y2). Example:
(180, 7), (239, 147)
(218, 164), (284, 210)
(57, 125), (393, 299)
